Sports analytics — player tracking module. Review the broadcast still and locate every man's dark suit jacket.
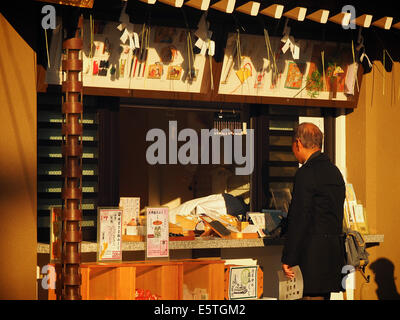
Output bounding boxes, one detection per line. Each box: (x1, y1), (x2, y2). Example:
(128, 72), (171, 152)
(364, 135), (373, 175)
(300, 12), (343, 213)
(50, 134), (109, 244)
(281, 151), (346, 295)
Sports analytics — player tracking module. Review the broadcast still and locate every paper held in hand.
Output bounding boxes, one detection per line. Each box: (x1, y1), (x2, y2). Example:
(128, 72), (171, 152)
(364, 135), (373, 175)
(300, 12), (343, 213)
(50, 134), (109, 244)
(277, 265), (303, 300)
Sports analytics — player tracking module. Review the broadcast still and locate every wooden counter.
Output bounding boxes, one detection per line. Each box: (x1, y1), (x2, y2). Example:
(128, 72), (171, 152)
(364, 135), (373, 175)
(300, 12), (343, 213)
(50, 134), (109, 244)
(37, 234), (384, 254)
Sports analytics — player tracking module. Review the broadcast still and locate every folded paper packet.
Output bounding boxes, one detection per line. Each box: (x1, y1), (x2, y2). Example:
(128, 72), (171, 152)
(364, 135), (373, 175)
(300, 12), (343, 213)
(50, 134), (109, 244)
(236, 63), (252, 84)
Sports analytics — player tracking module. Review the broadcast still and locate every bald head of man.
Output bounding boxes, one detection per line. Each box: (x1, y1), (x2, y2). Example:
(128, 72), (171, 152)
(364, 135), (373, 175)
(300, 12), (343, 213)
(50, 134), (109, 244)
(292, 123), (323, 164)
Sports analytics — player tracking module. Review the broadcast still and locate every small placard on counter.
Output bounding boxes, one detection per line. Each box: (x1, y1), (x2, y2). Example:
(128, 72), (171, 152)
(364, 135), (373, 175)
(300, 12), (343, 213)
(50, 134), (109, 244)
(145, 207), (169, 259)
(119, 197), (140, 236)
(97, 207), (123, 262)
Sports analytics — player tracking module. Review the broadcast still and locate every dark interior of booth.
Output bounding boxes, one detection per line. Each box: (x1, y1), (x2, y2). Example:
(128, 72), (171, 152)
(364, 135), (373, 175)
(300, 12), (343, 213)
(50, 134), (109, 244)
(36, 89), (336, 243)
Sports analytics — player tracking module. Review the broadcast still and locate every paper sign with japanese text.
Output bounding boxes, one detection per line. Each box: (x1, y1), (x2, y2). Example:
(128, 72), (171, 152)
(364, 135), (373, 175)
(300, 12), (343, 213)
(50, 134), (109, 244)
(228, 266), (258, 300)
(145, 207), (169, 259)
(97, 207), (123, 262)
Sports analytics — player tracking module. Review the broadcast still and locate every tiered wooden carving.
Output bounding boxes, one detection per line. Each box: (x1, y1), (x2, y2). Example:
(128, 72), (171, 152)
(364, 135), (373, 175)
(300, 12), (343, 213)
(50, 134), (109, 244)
(60, 17), (84, 300)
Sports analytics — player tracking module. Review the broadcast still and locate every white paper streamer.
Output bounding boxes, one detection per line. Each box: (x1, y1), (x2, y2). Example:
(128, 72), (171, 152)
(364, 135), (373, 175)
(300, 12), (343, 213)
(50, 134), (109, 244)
(281, 24), (300, 60)
(118, 2), (139, 50)
(194, 13), (215, 56)
(356, 34), (372, 69)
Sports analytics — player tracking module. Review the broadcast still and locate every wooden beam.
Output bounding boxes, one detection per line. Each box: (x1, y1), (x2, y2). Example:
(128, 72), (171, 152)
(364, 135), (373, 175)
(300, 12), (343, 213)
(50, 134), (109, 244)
(283, 7), (307, 22)
(392, 21), (400, 30)
(259, 4), (284, 19)
(82, 85), (358, 108)
(306, 9), (330, 24)
(352, 14), (373, 28)
(35, 0), (94, 8)
(236, 1), (260, 16)
(158, 0), (184, 7)
(210, 0), (236, 14)
(138, 0), (157, 4)
(185, 0), (210, 10)
(329, 12), (351, 27)
(372, 16), (393, 30)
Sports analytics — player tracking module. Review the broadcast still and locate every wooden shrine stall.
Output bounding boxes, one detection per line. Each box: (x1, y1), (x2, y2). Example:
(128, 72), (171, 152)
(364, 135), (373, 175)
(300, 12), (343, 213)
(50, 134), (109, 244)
(2, 0), (399, 300)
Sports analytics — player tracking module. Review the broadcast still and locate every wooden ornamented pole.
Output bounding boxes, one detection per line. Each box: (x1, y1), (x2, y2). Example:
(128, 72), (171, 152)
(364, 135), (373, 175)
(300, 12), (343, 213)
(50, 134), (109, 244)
(60, 16), (84, 300)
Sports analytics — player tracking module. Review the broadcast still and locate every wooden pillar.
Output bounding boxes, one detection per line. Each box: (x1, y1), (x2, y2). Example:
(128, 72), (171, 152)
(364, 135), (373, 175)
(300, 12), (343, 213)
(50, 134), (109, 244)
(60, 16), (83, 300)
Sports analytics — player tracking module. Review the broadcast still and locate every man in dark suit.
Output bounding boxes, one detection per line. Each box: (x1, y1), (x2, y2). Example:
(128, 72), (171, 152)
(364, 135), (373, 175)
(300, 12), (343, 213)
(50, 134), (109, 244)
(281, 123), (346, 300)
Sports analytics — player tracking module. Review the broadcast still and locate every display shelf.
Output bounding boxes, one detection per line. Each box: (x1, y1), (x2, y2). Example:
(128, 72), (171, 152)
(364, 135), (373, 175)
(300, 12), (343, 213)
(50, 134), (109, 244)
(81, 263), (136, 300)
(49, 261), (183, 300)
(135, 262), (183, 300)
(48, 260), (230, 300)
(182, 259), (225, 300)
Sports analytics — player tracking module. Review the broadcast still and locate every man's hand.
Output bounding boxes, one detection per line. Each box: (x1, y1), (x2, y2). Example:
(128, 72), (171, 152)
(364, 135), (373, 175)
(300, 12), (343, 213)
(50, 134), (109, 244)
(282, 264), (295, 279)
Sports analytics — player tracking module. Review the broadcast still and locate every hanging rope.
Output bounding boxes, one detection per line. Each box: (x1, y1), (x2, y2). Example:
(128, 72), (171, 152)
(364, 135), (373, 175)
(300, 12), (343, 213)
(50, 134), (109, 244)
(44, 28), (50, 68)
(143, 24), (150, 86)
(383, 49), (386, 96)
(383, 49), (395, 105)
(321, 51), (326, 92)
(258, 15), (277, 86)
(186, 30), (195, 80)
(351, 40), (359, 92)
(180, 7), (197, 82)
(263, 28), (277, 80)
(208, 39), (214, 90)
(89, 14), (94, 59)
(235, 29), (242, 70)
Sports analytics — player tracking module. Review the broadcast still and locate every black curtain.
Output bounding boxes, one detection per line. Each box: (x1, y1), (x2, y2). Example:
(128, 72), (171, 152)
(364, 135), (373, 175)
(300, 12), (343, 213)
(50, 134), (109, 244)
(97, 97), (120, 207)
